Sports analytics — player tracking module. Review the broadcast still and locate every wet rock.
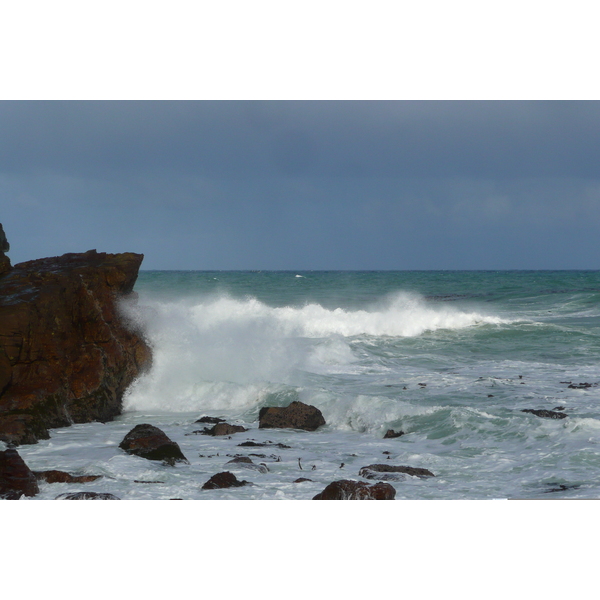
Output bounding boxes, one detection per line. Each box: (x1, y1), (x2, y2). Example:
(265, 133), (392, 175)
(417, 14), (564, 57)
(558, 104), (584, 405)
(259, 401), (325, 431)
(195, 416), (225, 424)
(359, 464), (435, 481)
(201, 471), (250, 490)
(238, 440), (291, 449)
(543, 483), (582, 493)
(568, 382), (595, 389)
(294, 477), (312, 483)
(0, 448), (39, 499)
(226, 456), (269, 473)
(119, 424), (189, 465)
(521, 409), (567, 419)
(56, 492), (120, 500)
(0, 248), (152, 445)
(34, 470), (102, 484)
(383, 429), (405, 439)
(203, 422), (248, 436)
(313, 479), (396, 500)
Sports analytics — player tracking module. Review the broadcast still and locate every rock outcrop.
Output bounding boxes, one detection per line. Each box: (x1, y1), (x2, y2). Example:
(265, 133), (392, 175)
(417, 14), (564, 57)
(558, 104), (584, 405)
(0, 246), (152, 445)
(226, 456), (269, 473)
(0, 223), (10, 276)
(313, 479), (396, 500)
(259, 401), (326, 431)
(33, 470), (102, 484)
(0, 448), (39, 499)
(358, 464), (435, 480)
(383, 429), (405, 439)
(202, 422), (248, 436)
(521, 409), (567, 420)
(119, 424), (189, 465)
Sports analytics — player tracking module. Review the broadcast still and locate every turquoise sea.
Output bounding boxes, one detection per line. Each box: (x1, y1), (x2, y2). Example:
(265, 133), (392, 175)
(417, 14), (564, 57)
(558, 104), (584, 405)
(18, 270), (600, 499)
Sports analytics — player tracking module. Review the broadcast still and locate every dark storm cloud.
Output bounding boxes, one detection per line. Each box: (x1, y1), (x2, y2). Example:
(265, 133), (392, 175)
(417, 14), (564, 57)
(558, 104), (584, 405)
(1, 101), (600, 269)
(1, 101), (600, 180)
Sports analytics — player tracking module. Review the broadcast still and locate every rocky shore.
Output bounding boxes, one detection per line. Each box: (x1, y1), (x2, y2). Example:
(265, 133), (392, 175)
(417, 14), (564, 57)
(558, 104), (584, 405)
(0, 224), (152, 446)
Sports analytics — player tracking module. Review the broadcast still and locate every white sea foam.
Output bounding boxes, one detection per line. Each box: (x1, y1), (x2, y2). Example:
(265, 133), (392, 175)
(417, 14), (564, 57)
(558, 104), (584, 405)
(121, 291), (507, 413)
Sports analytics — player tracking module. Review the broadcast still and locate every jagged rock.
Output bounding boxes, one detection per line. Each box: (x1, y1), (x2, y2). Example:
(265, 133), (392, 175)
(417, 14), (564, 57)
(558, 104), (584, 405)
(0, 248), (152, 445)
(383, 429), (405, 439)
(359, 464), (435, 481)
(33, 470), (102, 484)
(119, 424), (189, 465)
(313, 479), (396, 500)
(195, 416), (225, 424)
(56, 492), (120, 500)
(0, 223), (10, 277)
(203, 422), (248, 436)
(259, 401), (325, 431)
(521, 409), (567, 419)
(201, 471), (250, 490)
(226, 456), (268, 473)
(0, 448), (39, 499)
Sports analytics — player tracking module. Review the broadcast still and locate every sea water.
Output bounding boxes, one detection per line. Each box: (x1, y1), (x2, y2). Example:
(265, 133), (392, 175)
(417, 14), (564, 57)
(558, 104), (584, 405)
(14, 270), (600, 499)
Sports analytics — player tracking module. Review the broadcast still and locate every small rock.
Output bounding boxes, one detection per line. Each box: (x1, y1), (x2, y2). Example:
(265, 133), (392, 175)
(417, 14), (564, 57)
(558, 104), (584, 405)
(568, 382), (594, 389)
(313, 479), (396, 500)
(258, 401), (326, 431)
(201, 471), (250, 490)
(0, 448), (39, 499)
(359, 464), (435, 481)
(238, 441), (291, 449)
(195, 416), (226, 424)
(119, 424), (189, 465)
(34, 470), (102, 484)
(293, 478), (312, 483)
(521, 409), (567, 420)
(226, 456), (269, 473)
(56, 492), (120, 500)
(203, 422), (248, 436)
(383, 429), (405, 439)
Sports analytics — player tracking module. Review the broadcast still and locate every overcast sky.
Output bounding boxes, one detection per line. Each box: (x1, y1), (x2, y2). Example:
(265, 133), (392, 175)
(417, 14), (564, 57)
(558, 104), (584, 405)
(2, 100), (600, 270)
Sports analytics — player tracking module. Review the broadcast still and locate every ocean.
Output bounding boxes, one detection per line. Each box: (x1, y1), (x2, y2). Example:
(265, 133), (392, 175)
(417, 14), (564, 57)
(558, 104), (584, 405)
(15, 270), (600, 500)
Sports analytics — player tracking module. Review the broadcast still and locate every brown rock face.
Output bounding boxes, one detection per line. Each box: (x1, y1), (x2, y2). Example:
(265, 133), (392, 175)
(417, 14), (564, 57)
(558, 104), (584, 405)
(0, 249), (152, 446)
(259, 401), (326, 431)
(201, 471), (250, 490)
(119, 424), (189, 465)
(33, 470), (102, 484)
(204, 422), (248, 436)
(0, 448), (40, 499)
(313, 479), (396, 500)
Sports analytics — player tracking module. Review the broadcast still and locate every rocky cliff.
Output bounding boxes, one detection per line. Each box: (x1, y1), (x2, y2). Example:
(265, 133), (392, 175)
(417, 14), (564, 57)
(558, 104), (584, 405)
(0, 234), (152, 446)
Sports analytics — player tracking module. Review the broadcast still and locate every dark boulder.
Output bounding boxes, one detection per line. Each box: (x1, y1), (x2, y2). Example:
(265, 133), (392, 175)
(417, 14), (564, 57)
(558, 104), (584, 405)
(56, 492), (120, 500)
(203, 422), (248, 436)
(201, 471), (250, 490)
(359, 464), (435, 481)
(119, 424), (189, 465)
(522, 409), (567, 419)
(33, 470), (102, 484)
(238, 441), (291, 449)
(383, 429), (405, 439)
(259, 401), (325, 431)
(0, 248), (152, 445)
(313, 479), (396, 500)
(0, 448), (39, 499)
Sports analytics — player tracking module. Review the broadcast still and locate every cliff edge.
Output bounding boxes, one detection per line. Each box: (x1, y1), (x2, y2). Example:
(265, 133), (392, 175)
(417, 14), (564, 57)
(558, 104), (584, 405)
(0, 230), (152, 445)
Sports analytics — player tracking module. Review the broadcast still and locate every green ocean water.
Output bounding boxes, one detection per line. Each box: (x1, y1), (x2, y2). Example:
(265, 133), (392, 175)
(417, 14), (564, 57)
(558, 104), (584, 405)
(18, 270), (600, 499)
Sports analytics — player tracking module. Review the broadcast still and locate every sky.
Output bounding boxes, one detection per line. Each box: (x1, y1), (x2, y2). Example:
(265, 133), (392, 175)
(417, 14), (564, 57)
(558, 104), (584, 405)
(1, 100), (600, 270)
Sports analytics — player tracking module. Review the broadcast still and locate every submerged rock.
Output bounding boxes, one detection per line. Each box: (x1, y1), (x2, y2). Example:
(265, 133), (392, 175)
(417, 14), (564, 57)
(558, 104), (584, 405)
(226, 456), (269, 473)
(383, 429), (405, 439)
(313, 479), (396, 500)
(203, 422), (248, 436)
(259, 401), (325, 431)
(195, 416), (226, 424)
(119, 424), (189, 465)
(238, 440), (291, 449)
(56, 492), (120, 500)
(0, 448), (39, 499)
(34, 470), (102, 484)
(0, 245), (152, 446)
(521, 409), (567, 420)
(359, 464), (435, 481)
(201, 471), (250, 490)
